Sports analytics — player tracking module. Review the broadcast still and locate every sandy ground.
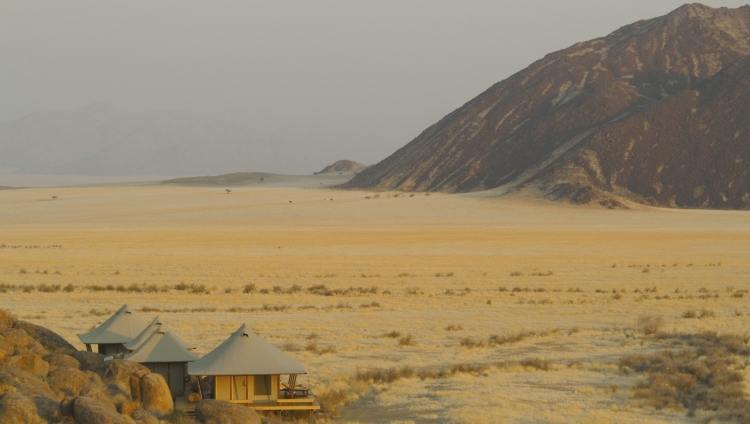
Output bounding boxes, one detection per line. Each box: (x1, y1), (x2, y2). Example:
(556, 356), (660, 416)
(1, 185), (749, 423)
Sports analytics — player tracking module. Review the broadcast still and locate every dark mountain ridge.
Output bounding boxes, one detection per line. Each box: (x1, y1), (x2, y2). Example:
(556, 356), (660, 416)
(343, 4), (750, 209)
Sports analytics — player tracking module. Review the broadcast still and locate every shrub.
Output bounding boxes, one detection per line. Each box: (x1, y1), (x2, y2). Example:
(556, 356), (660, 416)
(37, 284), (61, 293)
(520, 357), (551, 371)
(638, 316), (665, 335)
(445, 324), (463, 331)
(62, 284), (75, 293)
(682, 310), (697, 319)
(398, 335), (414, 346)
(510, 271), (522, 277)
(381, 330), (401, 339)
(460, 337), (484, 348)
(243, 284), (256, 293)
(488, 332), (528, 346)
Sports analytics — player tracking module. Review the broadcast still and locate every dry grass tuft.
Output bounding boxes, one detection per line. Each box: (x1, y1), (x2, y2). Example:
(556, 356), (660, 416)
(519, 357), (551, 371)
(620, 331), (750, 419)
(398, 334), (414, 346)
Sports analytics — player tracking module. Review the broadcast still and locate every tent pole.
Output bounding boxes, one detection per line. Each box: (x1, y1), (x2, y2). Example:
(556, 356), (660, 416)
(197, 375), (204, 401)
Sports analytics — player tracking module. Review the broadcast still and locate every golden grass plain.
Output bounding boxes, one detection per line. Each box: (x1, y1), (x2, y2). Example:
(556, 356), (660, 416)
(1, 185), (750, 423)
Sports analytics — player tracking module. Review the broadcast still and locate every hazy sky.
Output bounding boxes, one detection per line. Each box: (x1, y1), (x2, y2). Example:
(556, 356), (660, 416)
(2, 0), (748, 162)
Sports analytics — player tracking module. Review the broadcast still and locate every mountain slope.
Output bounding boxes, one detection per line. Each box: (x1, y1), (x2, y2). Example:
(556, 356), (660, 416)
(343, 4), (750, 209)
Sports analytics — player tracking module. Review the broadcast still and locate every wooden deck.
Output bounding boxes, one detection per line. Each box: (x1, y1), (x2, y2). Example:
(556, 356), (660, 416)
(174, 391), (320, 413)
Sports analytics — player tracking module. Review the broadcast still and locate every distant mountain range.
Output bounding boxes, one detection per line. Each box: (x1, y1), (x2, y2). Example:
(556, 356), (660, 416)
(0, 104), (373, 176)
(344, 4), (750, 210)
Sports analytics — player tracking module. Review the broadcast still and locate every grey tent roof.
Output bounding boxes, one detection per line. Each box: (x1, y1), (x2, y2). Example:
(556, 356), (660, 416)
(124, 324), (200, 363)
(188, 324), (306, 376)
(77, 304), (149, 345)
(124, 316), (196, 351)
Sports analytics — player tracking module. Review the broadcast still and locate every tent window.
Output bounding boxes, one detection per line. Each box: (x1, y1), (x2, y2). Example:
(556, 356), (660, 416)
(254, 375), (271, 396)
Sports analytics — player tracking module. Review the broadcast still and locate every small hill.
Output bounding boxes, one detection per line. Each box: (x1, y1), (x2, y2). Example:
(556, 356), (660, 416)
(315, 160), (366, 174)
(343, 4), (750, 209)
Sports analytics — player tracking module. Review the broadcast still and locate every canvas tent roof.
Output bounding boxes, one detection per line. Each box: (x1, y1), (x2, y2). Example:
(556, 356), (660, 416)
(188, 323), (306, 376)
(124, 324), (200, 363)
(124, 316), (196, 351)
(78, 304), (149, 345)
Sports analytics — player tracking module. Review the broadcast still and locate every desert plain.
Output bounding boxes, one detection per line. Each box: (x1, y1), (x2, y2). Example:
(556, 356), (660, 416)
(1, 182), (749, 423)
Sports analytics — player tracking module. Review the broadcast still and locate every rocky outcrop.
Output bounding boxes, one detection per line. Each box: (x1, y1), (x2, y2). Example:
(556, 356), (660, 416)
(0, 393), (47, 424)
(95, 359), (150, 400)
(13, 321), (77, 355)
(3, 354), (49, 376)
(140, 373), (173, 417)
(195, 399), (262, 424)
(0, 312), (13, 332)
(49, 366), (105, 397)
(343, 4), (750, 210)
(73, 396), (136, 424)
(72, 351), (105, 372)
(43, 353), (81, 372)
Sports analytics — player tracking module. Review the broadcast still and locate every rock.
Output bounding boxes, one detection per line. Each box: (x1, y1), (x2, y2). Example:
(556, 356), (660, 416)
(0, 393), (47, 424)
(95, 359), (150, 399)
(140, 373), (173, 417)
(72, 350), (106, 371)
(195, 399), (262, 424)
(60, 396), (76, 417)
(13, 321), (77, 354)
(0, 310), (14, 331)
(49, 366), (104, 397)
(2, 365), (58, 400)
(4, 354), (50, 376)
(43, 353), (81, 372)
(14, 340), (49, 357)
(135, 413), (160, 424)
(0, 336), (13, 361)
(79, 387), (118, 412)
(120, 401), (139, 417)
(1, 328), (34, 349)
(73, 396), (136, 424)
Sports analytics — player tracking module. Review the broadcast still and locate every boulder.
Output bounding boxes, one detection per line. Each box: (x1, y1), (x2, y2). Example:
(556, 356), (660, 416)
(0, 310), (14, 331)
(95, 359), (150, 399)
(195, 399), (262, 424)
(13, 321), (77, 354)
(1, 328), (34, 349)
(140, 373), (173, 417)
(73, 396), (136, 424)
(20, 340), (50, 356)
(79, 387), (118, 412)
(2, 365), (58, 400)
(4, 354), (50, 376)
(43, 353), (81, 372)
(49, 366), (105, 397)
(135, 413), (160, 424)
(120, 401), (139, 417)
(60, 396), (76, 417)
(72, 350), (106, 371)
(0, 336), (13, 361)
(0, 393), (47, 424)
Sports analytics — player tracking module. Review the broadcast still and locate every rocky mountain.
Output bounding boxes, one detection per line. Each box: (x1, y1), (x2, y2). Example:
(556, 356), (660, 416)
(0, 104), (366, 177)
(343, 4), (750, 209)
(315, 160), (367, 174)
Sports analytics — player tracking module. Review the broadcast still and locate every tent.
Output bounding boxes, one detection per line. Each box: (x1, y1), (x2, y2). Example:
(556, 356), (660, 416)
(188, 324), (307, 403)
(124, 316), (195, 351)
(77, 304), (148, 355)
(124, 323), (199, 397)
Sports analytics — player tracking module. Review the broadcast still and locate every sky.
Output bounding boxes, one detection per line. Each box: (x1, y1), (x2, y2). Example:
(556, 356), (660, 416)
(1, 0), (748, 165)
